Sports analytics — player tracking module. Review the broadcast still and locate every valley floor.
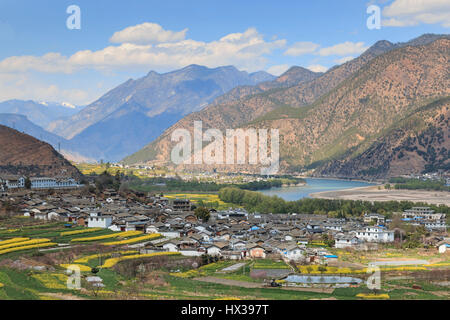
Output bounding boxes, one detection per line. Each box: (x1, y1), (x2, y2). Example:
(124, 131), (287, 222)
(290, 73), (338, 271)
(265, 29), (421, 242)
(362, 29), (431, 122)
(310, 186), (450, 206)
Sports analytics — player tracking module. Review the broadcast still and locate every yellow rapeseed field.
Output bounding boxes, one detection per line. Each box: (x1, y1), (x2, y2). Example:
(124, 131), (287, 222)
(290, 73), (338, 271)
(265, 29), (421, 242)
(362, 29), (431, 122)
(356, 293), (390, 299)
(0, 238), (30, 245)
(60, 228), (102, 236)
(101, 252), (181, 268)
(0, 242), (56, 255)
(71, 230), (142, 242)
(32, 273), (68, 290)
(297, 265), (367, 274)
(0, 238), (51, 251)
(73, 250), (138, 264)
(102, 233), (161, 246)
(59, 264), (93, 272)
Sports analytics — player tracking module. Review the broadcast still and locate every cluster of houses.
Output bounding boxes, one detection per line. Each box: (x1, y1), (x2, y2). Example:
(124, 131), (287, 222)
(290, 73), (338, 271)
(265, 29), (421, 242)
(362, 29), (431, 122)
(401, 207), (447, 231)
(406, 171), (450, 186)
(0, 175), (82, 191)
(3, 188), (448, 263)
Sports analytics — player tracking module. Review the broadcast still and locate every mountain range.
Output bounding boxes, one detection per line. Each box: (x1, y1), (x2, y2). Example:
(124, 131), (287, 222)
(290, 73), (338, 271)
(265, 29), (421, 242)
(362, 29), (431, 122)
(0, 65), (276, 162)
(1, 33), (448, 180)
(123, 34), (450, 179)
(46, 65), (275, 161)
(0, 100), (83, 128)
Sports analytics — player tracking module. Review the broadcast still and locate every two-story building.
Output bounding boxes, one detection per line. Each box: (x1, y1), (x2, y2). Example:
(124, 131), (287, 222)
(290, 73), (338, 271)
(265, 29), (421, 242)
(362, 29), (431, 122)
(355, 226), (394, 243)
(88, 212), (113, 229)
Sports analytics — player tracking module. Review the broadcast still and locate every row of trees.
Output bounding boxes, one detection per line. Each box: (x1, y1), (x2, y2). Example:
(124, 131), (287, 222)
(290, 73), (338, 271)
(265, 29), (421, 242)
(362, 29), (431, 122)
(218, 187), (450, 216)
(127, 176), (303, 193)
(388, 177), (450, 192)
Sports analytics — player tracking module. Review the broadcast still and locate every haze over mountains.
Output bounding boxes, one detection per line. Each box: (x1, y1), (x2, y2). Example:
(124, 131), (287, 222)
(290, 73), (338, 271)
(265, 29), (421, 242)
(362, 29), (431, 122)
(124, 34), (450, 179)
(0, 65), (275, 162)
(48, 65), (275, 161)
(0, 100), (82, 128)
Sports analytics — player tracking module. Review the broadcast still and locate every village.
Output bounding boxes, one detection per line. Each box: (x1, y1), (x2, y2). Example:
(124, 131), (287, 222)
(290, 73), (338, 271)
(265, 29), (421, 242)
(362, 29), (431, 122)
(0, 173), (449, 300)
(1, 182), (449, 262)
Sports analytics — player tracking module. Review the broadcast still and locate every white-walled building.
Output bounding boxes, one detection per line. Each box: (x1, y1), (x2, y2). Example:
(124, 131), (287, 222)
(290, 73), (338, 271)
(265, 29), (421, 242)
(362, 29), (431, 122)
(335, 235), (362, 249)
(160, 231), (181, 239)
(31, 177), (81, 189)
(437, 240), (450, 253)
(0, 176), (25, 190)
(0, 175), (81, 190)
(179, 249), (204, 257)
(424, 220), (447, 231)
(402, 207), (445, 221)
(355, 226), (394, 243)
(87, 212), (113, 229)
(283, 247), (304, 261)
(162, 242), (179, 252)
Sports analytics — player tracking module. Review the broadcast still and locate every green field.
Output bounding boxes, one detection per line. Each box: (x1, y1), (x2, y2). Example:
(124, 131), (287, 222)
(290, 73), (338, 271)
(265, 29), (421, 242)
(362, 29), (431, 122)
(164, 193), (238, 210)
(0, 218), (449, 300)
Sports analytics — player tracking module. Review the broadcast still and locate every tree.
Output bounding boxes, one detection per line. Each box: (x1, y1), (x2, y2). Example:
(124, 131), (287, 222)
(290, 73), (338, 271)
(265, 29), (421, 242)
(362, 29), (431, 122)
(389, 213), (404, 230)
(24, 177), (32, 189)
(194, 207), (210, 223)
(322, 234), (335, 247)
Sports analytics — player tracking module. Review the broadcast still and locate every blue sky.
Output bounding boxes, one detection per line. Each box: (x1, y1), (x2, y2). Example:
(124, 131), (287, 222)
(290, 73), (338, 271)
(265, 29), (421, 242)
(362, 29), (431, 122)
(0, 0), (448, 105)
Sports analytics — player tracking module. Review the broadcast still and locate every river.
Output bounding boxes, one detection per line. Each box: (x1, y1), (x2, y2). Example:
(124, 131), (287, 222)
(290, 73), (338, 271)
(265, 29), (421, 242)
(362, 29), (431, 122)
(260, 178), (374, 201)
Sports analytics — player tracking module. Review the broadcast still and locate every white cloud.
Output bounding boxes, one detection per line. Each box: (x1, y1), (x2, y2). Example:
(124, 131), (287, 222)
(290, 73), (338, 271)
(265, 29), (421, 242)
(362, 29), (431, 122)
(382, 0), (450, 27)
(0, 26), (286, 74)
(0, 73), (93, 105)
(283, 41), (368, 58)
(0, 53), (73, 74)
(267, 64), (290, 76)
(110, 22), (188, 44)
(284, 42), (320, 56)
(307, 64), (328, 73)
(334, 56), (355, 64)
(318, 42), (369, 56)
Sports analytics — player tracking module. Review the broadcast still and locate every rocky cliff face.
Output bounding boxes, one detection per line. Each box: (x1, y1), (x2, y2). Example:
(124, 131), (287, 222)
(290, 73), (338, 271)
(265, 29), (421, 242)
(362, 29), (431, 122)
(0, 125), (82, 179)
(123, 39), (397, 165)
(315, 97), (450, 179)
(255, 39), (450, 170)
(124, 36), (450, 179)
(210, 66), (323, 106)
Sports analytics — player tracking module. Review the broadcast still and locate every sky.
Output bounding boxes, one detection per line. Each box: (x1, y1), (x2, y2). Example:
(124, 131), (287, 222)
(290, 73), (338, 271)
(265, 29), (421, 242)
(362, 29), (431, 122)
(0, 0), (448, 105)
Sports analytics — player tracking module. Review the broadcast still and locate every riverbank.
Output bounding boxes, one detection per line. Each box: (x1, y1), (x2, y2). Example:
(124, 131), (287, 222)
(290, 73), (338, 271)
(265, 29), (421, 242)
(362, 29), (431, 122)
(303, 176), (381, 184)
(260, 178), (374, 201)
(310, 185), (450, 206)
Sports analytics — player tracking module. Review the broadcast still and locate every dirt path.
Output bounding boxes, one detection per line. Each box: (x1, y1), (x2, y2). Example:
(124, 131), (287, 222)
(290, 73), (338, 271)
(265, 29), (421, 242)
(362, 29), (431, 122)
(193, 277), (334, 293)
(370, 259), (429, 266)
(41, 293), (87, 300)
(194, 276), (262, 288)
(281, 286), (334, 293)
(218, 263), (247, 273)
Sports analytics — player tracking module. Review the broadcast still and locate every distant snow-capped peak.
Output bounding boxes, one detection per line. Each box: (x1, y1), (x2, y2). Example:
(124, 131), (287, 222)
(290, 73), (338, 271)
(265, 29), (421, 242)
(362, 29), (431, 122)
(38, 101), (77, 109)
(61, 102), (76, 109)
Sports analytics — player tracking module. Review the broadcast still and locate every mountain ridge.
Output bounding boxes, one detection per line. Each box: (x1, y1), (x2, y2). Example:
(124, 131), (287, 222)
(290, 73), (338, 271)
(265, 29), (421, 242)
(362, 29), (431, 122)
(124, 34), (449, 166)
(123, 35), (450, 180)
(0, 125), (82, 179)
(45, 65), (276, 161)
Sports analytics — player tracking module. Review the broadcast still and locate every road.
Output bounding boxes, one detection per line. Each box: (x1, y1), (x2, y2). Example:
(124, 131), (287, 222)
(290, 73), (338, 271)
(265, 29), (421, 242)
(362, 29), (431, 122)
(369, 260), (429, 266)
(219, 263), (246, 273)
